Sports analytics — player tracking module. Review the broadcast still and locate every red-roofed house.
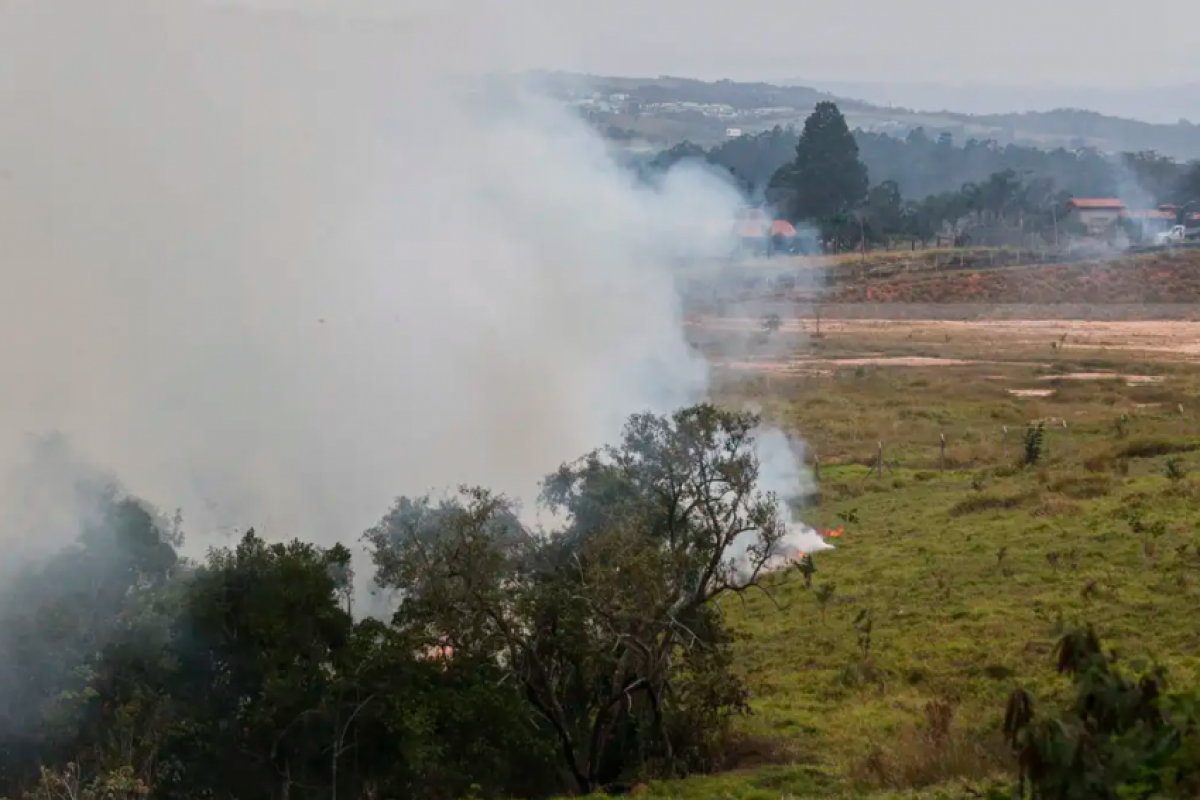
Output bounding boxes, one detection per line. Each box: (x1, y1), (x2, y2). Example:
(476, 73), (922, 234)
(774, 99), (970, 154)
(735, 208), (799, 255)
(770, 220), (798, 238)
(1067, 198), (1124, 235)
(1158, 205), (1200, 225)
(736, 207), (771, 238)
(1069, 198), (1126, 209)
(737, 208), (797, 236)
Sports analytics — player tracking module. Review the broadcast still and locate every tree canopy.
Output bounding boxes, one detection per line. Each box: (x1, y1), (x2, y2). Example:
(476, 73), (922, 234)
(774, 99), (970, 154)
(641, 116), (1200, 245)
(771, 102), (869, 223)
(363, 405), (791, 793)
(0, 404), (804, 800)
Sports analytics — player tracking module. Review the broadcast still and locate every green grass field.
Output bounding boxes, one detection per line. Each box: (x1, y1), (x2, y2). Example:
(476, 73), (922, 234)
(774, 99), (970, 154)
(599, 319), (1200, 799)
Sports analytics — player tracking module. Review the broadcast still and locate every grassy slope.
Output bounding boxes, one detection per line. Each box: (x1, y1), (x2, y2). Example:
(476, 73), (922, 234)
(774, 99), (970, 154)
(596, 329), (1200, 799)
(825, 248), (1200, 304)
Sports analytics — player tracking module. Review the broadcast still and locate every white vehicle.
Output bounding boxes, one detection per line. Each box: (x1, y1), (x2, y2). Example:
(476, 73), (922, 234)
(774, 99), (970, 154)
(1156, 225), (1188, 245)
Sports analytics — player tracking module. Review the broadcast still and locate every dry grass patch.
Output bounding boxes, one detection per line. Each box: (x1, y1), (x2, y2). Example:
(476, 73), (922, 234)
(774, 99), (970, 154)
(948, 492), (1031, 517)
(850, 701), (1009, 791)
(1117, 438), (1200, 460)
(1048, 474), (1114, 499)
(1031, 494), (1080, 518)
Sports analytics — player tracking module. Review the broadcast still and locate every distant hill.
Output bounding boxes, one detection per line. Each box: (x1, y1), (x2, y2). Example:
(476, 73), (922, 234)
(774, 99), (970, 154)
(530, 71), (873, 112)
(531, 72), (1200, 161)
(792, 79), (1200, 126)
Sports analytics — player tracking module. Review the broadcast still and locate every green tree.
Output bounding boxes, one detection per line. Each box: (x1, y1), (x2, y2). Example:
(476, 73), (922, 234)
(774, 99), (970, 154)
(773, 102), (869, 225)
(861, 180), (904, 243)
(1122, 150), (1186, 204)
(0, 480), (180, 792)
(0, 411), (813, 800)
(364, 404), (788, 794)
(1175, 162), (1200, 209)
(158, 531), (357, 800)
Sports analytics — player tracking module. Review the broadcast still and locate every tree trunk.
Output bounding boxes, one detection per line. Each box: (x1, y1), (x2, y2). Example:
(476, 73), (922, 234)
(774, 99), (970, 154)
(525, 682), (589, 794)
(331, 737), (338, 800)
(645, 684), (672, 773)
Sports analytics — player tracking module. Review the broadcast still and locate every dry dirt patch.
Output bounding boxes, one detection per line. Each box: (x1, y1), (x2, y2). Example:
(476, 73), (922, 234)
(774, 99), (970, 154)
(1038, 373), (1165, 385)
(717, 355), (981, 374)
(692, 317), (1200, 361)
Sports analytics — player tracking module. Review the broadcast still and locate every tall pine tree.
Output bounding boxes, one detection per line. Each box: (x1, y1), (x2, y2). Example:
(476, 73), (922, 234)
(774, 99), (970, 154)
(774, 102), (868, 223)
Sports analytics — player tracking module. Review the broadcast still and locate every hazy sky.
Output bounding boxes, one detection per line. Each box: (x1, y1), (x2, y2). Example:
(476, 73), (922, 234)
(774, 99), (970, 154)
(232, 0), (1199, 88)
(226, 0), (1200, 87)
(534, 0), (1200, 87)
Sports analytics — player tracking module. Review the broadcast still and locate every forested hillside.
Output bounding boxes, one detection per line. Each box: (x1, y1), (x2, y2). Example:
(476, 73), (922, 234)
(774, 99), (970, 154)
(556, 73), (1200, 159)
(647, 125), (1195, 202)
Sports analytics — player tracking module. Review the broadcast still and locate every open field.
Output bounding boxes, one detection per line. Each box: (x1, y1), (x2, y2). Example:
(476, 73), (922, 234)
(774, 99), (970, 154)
(602, 311), (1200, 799)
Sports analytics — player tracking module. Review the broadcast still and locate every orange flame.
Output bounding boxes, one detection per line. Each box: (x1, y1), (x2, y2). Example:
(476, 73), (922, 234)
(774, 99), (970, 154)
(822, 527), (844, 539)
(424, 644), (454, 661)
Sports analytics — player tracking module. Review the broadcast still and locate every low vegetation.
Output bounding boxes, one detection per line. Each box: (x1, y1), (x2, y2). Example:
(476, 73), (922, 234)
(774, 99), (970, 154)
(822, 249), (1200, 305)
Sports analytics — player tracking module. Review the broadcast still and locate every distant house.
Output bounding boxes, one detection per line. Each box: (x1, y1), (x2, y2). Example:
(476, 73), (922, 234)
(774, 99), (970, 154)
(735, 207), (771, 239)
(1121, 208), (1176, 238)
(735, 208), (799, 255)
(1158, 205), (1200, 225)
(770, 219), (798, 238)
(1067, 198), (1125, 235)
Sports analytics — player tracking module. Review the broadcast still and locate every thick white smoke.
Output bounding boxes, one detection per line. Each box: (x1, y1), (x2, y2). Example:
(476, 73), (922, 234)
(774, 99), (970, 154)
(0, 0), (824, 574)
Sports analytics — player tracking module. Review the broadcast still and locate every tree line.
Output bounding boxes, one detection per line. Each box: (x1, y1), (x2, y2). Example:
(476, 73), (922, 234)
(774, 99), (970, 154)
(644, 105), (1200, 250)
(0, 408), (791, 800)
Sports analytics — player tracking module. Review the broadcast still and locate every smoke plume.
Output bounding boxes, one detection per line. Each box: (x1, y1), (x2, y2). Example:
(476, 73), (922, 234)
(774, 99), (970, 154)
(0, 0), (824, 573)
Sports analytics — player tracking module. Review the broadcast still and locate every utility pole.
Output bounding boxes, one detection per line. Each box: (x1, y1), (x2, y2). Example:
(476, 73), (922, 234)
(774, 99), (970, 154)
(858, 212), (867, 263)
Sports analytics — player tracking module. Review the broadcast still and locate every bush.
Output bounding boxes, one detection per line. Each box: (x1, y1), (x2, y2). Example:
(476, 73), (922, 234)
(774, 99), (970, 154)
(1117, 438), (1199, 460)
(949, 492), (1030, 517)
(1083, 452), (1114, 473)
(992, 463), (1022, 479)
(1049, 474), (1113, 499)
(1165, 457), (1188, 482)
(1023, 423), (1045, 466)
(1003, 626), (1200, 799)
(1031, 495), (1079, 518)
(853, 701), (1008, 790)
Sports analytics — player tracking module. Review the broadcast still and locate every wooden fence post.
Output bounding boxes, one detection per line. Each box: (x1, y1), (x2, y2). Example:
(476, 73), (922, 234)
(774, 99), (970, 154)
(1180, 404), (1186, 436)
(1002, 425), (1008, 461)
(877, 441), (884, 478)
(940, 433), (946, 472)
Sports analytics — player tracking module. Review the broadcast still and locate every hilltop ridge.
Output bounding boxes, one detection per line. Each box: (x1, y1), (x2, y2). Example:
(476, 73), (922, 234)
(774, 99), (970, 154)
(529, 72), (1200, 159)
